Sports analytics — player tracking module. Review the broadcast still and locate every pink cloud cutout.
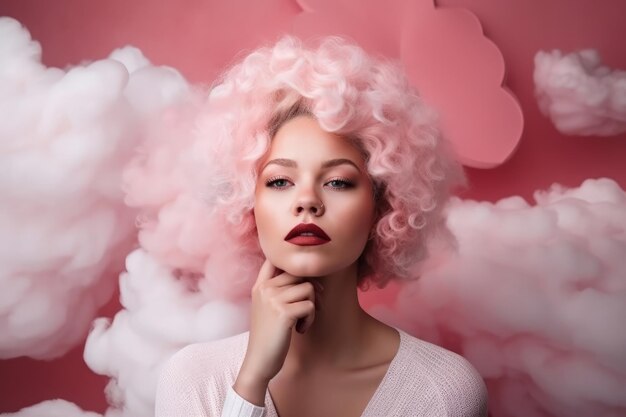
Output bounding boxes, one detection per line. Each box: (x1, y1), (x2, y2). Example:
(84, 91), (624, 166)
(293, 0), (524, 168)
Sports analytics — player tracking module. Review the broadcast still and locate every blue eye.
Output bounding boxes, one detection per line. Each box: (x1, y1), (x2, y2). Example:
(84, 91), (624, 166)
(326, 178), (355, 189)
(264, 177), (354, 190)
(266, 177), (291, 188)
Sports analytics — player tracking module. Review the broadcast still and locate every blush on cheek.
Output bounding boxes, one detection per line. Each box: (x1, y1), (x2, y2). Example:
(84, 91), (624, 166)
(256, 226), (272, 254)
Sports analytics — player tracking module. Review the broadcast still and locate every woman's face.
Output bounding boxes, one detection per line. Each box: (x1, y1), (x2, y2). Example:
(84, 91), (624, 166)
(254, 116), (375, 278)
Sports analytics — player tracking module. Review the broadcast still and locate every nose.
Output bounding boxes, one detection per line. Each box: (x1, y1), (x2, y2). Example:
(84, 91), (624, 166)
(293, 189), (325, 217)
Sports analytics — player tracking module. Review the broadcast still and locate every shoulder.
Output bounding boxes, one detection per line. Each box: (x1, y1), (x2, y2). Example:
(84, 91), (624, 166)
(397, 330), (489, 417)
(160, 331), (249, 383)
(155, 331), (250, 417)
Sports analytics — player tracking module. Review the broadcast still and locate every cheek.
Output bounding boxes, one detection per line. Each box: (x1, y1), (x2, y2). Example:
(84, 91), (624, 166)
(253, 201), (269, 235)
(253, 194), (280, 246)
(335, 196), (375, 239)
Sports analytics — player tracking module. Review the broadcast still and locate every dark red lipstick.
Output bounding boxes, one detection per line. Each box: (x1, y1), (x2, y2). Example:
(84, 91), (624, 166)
(285, 223), (331, 246)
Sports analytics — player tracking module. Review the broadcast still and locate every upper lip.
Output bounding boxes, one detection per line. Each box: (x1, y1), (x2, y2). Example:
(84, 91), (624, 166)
(285, 223), (331, 241)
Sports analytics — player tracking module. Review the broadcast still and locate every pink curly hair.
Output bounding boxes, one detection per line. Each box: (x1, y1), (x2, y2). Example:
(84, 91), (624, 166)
(194, 36), (466, 291)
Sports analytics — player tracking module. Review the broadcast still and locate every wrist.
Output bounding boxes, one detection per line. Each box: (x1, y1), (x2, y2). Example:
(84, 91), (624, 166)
(233, 366), (270, 407)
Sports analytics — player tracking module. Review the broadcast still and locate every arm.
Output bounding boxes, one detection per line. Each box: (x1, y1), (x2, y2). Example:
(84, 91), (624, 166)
(451, 356), (489, 417)
(157, 256), (314, 416)
(219, 258), (319, 415)
(155, 348), (210, 417)
(221, 385), (265, 417)
(154, 344), (269, 417)
(464, 362), (489, 417)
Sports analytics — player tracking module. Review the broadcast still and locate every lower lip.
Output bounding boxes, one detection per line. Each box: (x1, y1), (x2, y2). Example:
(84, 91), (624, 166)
(286, 236), (330, 246)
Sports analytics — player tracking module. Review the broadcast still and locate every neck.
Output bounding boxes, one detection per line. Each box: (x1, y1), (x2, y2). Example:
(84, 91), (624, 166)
(285, 263), (374, 371)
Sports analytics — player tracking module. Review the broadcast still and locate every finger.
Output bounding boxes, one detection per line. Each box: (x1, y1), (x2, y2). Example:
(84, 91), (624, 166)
(276, 281), (315, 304)
(307, 278), (324, 292)
(255, 258), (277, 284)
(276, 281), (316, 334)
(296, 318), (306, 334)
(287, 300), (316, 333)
(268, 273), (307, 288)
(303, 279), (324, 309)
(277, 281), (320, 314)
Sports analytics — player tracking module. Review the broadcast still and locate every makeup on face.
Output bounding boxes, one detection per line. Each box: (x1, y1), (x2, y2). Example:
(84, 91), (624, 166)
(284, 223), (331, 246)
(253, 116), (375, 278)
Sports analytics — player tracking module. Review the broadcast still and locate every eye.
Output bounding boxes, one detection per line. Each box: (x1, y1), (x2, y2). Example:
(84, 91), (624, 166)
(265, 176), (292, 189)
(325, 178), (354, 189)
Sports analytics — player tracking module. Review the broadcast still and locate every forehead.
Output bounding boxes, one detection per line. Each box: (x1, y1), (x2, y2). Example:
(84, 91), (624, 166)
(267, 116), (365, 165)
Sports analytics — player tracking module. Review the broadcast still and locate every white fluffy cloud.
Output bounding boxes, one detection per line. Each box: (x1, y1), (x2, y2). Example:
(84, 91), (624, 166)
(0, 400), (102, 417)
(373, 177), (626, 417)
(0, 17), (190, 360)
(534, 49), (626, 136)
(84, 249), (249, 416)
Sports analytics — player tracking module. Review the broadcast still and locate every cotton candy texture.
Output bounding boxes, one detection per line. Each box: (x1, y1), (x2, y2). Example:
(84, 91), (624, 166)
(0, 17), (189, 360)
(377, 178), (626, 417)
(534, 49), (626, 136)
(2, 15), (626, 417)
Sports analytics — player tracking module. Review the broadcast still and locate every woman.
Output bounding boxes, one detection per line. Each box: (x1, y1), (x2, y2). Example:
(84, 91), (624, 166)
(155, 36), (488, 417)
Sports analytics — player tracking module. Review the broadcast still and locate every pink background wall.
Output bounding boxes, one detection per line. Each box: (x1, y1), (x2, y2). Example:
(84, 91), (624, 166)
(1, 0), (624, 414)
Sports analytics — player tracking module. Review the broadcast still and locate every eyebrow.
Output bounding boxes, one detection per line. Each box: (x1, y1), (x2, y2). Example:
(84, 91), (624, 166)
(262, 158), (362, 173)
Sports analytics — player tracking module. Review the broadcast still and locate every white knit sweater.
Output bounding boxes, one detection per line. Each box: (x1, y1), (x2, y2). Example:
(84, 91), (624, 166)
(155, 327), (488, 416)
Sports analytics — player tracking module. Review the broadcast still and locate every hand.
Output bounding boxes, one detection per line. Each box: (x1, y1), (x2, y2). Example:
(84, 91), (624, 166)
(240, 258), (323, 383)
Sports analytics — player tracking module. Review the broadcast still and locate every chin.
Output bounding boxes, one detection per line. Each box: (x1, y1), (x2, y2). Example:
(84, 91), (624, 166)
(274, 256), (355, 278)
(279, 262), (331, 277)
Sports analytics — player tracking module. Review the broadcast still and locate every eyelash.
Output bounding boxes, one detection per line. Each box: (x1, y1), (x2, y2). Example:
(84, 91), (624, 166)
(265, 176), (355, 190)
